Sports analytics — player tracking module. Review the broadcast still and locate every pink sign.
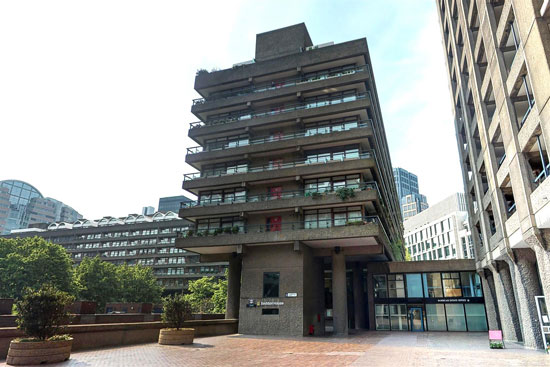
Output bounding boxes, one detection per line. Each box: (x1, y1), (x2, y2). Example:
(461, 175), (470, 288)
(489, 330), (503, 340)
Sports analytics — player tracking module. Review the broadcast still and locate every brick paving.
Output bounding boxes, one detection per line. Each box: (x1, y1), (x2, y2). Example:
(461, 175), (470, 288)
(1, 331), (548, 366)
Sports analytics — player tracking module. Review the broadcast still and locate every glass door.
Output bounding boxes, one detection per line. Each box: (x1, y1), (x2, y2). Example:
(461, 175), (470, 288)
(409, 307), (424, 332)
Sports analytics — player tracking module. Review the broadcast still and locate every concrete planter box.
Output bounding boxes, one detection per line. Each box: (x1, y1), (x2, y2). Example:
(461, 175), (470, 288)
(158, 328), (194, 345)
(0, 300), (14, 315)
(6, 338), (73, 365)
(141, 303), (153, 314)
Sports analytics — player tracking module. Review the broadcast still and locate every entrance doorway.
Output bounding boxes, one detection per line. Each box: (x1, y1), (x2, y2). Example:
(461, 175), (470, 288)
(409, 307), (424, 332)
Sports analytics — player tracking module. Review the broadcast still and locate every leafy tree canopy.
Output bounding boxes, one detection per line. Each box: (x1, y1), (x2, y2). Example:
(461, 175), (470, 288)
(184, 275), (227, 314)
(0, 237), (75, 299)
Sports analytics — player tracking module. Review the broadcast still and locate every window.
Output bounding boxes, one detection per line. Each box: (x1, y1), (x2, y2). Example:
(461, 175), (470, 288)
(423, 273), (443, 298)
(305, 116), (361, 136)
(375, 304), (390, 330)
(388, 274), (405, 298)
(406, 273), (423, 298)
(199, 188), (246, 205)
(390, 304), (408, 331)
(304, 206), (362, 228)
(460, 272), (482, 297)
(465, 304), (488, 331)
(445, 304), (467, 331)
(374, 275), (387, 298)
(442, 272), (462, 297)
(262, 308), (279, 315)
(263, 272), (279, 298)
(426, 304), (447, 331)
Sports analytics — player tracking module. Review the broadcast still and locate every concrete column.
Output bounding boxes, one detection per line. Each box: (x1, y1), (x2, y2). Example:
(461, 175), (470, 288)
(225, 254), (242, 320)
(492, 261), (522, 342)
(332, 250), (348, 336)
(352, 263), (366, 329)
(479, 269), (501, 330)
(510, 249), (545, 349)
(366, 270), (375, 331)
(529, 231), (550, 306)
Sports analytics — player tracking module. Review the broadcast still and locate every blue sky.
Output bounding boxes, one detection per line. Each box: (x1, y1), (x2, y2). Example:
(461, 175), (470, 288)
(0, 0), (462, 219)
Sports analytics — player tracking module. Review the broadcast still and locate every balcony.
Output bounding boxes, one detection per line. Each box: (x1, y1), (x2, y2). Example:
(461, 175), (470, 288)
(179, 183), (380, 219)
(189, 92), (370, 130)
(176, 216), (391, 257)
(192, 65), (368, 106)
(187, 120), (370, 155)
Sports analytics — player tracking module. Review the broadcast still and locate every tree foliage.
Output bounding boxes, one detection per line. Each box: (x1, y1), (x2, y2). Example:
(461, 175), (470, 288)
(0, 237), (75, 299)
(184, 275), (227, 314)
(75, 256), (163, 310)
(15, 284), (74, 340)
(161, 294), (191, 330)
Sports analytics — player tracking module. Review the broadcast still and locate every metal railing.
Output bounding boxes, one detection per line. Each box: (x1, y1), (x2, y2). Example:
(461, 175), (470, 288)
(192, 65), (367, 106)
(178, 216), (383, 237)
(180, 182), (380, 208)
(183, 151), (373, 181)
(189, 92), (370, 129)
(186, 120), (371, 155)
(534, 163), (550, 184)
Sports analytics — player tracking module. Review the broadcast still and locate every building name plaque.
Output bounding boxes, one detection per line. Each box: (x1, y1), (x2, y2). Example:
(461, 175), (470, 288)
(260, 301), (284, 306)
(285, 293), (298, 297)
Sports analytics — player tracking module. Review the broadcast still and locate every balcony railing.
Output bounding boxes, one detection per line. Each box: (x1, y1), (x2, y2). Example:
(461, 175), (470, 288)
(180, 182), (380, 208)
(192, 65), (368, 106)
(183, 151), (373, 182)
(189, 92), (370, 129)
(534, 163), (550, 184)
(178, 216), (383, 237)
(186, 119), (371, 155)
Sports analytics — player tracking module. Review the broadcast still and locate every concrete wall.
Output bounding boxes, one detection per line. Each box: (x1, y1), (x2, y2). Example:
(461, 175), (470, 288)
(238, 244), (305, 336)
(0, 319), (238, 360)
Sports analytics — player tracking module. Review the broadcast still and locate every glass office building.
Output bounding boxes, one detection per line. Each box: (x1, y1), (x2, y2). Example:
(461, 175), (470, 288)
(372, 270), (487, 332)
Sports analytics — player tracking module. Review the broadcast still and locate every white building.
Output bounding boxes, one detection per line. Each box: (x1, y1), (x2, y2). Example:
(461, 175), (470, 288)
(404, 193), (474, 261)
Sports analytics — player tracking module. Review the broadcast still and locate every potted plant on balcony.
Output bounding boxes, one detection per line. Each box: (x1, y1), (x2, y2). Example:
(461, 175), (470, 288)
(158, 294), (194, 345)
(7, 284), (74, 366)
(336, 187), (356, 200)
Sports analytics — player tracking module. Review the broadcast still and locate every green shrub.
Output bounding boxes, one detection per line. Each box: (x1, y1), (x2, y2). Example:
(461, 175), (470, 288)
(162, 294), (192, 330)
(231, 226), (240, 234)
(489, 341), (504, 349)
(310, 192), (322, 199)
(223, 227), (233, 234)
(335, 187), (356, 200)
(15, 284), (74, 341)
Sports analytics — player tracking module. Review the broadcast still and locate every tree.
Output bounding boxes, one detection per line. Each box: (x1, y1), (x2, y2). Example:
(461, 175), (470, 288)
(74, 256), (119, 310)
(0, 237), (75, 299)
(117, 264), (162, 304)
(184, 276), (227, 314)
(161, 294), (191, 330)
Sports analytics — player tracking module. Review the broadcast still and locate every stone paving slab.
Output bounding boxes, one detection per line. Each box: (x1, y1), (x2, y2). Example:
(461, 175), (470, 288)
(0, 331), (548, 366)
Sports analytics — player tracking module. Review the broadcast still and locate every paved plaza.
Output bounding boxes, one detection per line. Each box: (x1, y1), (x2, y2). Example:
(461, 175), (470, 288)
(1, 332), (548, 367)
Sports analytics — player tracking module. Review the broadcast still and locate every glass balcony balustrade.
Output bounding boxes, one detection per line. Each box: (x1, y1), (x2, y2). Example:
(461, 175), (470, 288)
(192, 65), (368, 106)
(180, 182), (380, 208)
(189, 92), (370, 129)
(183, 151), (373, 181)
(186, 119), (371, 155)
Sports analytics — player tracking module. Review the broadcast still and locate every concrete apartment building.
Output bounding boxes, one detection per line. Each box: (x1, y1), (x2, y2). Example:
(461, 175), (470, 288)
(437, 0), (550, 348)
(404, 193), (474, 261)
(176, 22), (417, 336)
(2, 212), (226, 293)
(393, 167), (429, 220)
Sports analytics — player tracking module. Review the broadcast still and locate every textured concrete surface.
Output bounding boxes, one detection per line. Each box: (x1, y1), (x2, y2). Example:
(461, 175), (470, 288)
(3, 332), (547, 367)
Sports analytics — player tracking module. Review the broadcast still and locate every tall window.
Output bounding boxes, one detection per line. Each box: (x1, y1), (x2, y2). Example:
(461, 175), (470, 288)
(373, 275), (387, 298)
(460, 272), (482, 297)
(423, 273), (443, 298)
(388, 274), (405, 298)
(442, 272), (462, 297)
(263, 272), (280, 298)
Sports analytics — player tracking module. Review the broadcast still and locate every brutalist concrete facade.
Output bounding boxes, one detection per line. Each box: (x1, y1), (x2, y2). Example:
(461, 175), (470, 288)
(177, 23), (403, 336)
(436, 0), (550, 349)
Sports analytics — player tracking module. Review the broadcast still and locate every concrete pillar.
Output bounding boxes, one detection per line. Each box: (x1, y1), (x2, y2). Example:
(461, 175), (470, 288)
(352, 263), (366, 329)
(332, 250), (348, 335)
(492, 261), (522, 342)
(510, 249), (545, 349)
(529, 231), (550, 306)
(225, 254), (242, 319)
(366, 270), (375, 331)
(479, 269), (501, 330)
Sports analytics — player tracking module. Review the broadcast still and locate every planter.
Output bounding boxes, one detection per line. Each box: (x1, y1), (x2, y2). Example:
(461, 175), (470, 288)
(141, 303), (153, 314)
(70, 301), (97, 315)
(0, 299), (14, 315)
(158, 328), (194, 345)
(6, 338), (73, 366)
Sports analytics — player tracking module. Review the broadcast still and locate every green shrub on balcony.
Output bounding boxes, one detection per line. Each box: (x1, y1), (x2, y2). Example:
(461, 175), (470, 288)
(310, 192), (322, 199)
(231, 226), (240, 234)
(336, 187), (356, 200)
(223, 227), (233, 234)
(345, 220), (364, 226)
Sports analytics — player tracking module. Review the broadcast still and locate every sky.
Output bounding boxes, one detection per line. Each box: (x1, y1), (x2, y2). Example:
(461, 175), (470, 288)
(0, 0), (463, 219)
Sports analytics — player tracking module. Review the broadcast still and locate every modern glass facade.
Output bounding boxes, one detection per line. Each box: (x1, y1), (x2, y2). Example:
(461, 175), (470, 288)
(392, 168), (429, 220)
(0, 180), (43, 234)
(373, 271), (487, 332)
